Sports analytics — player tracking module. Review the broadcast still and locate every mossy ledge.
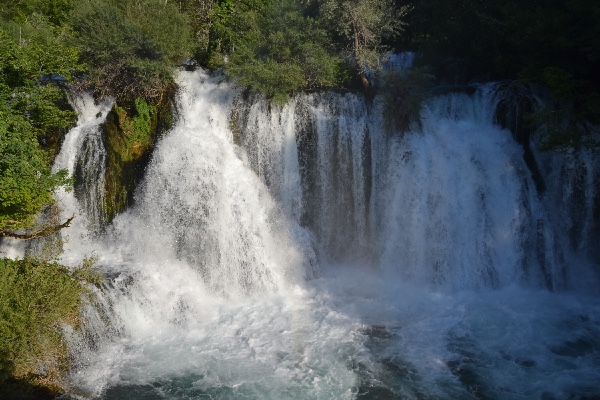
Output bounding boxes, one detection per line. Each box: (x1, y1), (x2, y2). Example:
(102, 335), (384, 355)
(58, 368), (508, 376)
(101, 87), (176, 224)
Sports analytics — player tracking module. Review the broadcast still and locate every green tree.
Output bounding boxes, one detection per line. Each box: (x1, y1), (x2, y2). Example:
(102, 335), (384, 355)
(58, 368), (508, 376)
(319, 0), (409, 90)
(0, 105), (71, 234)
(0, 0), (74, 26)
(176, 0), (215, 62)
(209, 0), (347, 102)
(0, 257), (100, 397)
(0, 14), (80, 236)
(71, 0), (193, 101)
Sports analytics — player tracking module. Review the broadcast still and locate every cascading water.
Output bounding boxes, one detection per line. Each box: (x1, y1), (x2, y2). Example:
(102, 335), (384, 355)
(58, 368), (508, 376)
(537, 146), (600, 290)
(54, 93), (113, 237)
(377, 88), (555, 289)
(236, 91), (376, 264)
(55, 70), (600, 399)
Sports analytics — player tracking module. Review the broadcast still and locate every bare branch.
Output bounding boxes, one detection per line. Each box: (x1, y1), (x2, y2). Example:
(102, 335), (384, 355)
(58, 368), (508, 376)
(1, 215), (76, 240)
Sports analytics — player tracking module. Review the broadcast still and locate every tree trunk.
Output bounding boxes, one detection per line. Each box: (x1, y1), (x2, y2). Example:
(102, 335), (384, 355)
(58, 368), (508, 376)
(1, 215), (75, 240)
(351, 19), (370, 93)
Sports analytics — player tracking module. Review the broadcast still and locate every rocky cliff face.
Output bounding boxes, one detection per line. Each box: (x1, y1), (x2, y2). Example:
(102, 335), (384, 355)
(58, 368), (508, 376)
(99, 88), (176, 224)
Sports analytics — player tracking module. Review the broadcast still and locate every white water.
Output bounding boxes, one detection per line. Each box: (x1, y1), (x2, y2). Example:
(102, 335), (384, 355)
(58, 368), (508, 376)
(54, 93), (113, 236)
(53, 71), (600, 399)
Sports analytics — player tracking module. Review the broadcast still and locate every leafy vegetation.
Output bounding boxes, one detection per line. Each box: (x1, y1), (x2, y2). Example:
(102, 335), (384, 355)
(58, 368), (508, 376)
(0, 257), (99, 398)
(101, 92), (175, 224)
(111, 98), (156, 162)
(0, 110), (69, 232)
(208, 0), (350, 102)
(319, 0), (409, 88)
(176, 0), (215, 62)
(71, 0), (193, 102)
(0, 14), (79, 234)
(0, 0), (74, 26)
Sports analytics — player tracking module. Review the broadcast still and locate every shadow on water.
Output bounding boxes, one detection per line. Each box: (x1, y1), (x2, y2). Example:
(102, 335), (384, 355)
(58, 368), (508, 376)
(351, 320), (600, 400)
(445, 332), (496, 400)
(349, 325), (432, 400)
(444, 318), (600, 400)
(103, 374), (238, 400)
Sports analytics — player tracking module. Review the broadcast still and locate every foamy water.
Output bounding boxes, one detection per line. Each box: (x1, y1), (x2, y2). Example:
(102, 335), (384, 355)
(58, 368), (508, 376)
(48, 70), (600, 399)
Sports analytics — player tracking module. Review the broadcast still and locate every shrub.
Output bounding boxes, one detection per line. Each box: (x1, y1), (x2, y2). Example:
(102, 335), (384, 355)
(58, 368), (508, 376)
(210, 0), (347, 102)
(0, 14), (80, 233)
(71, 0), (193, 101)
(0, 257), (99, 396)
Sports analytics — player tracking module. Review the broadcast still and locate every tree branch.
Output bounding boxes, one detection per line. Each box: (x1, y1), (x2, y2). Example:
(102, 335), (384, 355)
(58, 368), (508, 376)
(0, 215), (76, 240)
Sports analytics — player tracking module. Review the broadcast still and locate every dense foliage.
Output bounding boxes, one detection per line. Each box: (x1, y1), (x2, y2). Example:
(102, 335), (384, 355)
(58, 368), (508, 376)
(0, 14), (78, 233)
(206, 0), (408, 100)
(72, 0), (193, 101)
(319, 0), (408, 86)
(0, 257), (98, 398)
(208, 0), (346, 102)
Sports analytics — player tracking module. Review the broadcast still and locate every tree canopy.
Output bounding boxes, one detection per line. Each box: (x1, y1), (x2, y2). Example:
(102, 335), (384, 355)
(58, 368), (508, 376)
(208, 0), (349, 102)
(319, 0), (409, 87)
(0, 13), (78, 234)
(205, 0), (409, 99)
(71, 0), (193, 101)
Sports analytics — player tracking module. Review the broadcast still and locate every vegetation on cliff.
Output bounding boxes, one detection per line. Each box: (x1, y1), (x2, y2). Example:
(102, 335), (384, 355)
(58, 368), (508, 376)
(318, 0), (409, 90)
(1, 0), (188, 234)
(0, 13), (80, 235)
(101, 92), (175, 223)
(209, 0), (348, 103)
(0, 256), (99, 399)
(71, 0), (192, 102)
(206, 0), (407, 100)
(0, 0), (183, 399)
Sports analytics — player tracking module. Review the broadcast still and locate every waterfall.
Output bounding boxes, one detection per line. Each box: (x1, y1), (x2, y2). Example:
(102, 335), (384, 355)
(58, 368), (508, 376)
(537, 146), (600, 290)
(233, 84), (587, 290)
(236, 91), (376, 264)
(54, 93), (113, 237)
(115, 72), (314, 295)
(55, 70), (600, 399)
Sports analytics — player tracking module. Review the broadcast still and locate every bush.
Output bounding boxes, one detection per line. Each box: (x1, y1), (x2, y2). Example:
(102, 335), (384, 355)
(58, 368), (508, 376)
(210, 0), (347, 102)
(0, 0), (74, 26)
(71, 0), (193, 101)
(0, 257), (98, 396)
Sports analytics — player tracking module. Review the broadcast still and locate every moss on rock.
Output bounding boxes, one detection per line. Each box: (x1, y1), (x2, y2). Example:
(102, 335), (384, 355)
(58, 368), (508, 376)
(101, 88), (175, 223)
